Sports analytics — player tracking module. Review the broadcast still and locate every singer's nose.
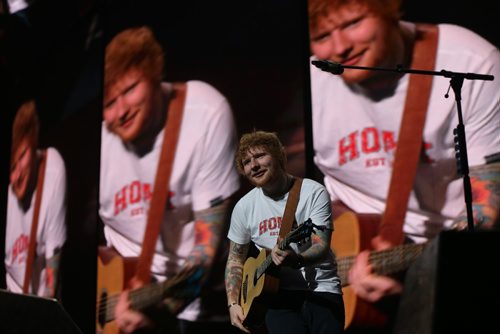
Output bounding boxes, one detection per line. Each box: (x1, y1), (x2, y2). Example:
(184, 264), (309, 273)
(331, 30), (353, 59)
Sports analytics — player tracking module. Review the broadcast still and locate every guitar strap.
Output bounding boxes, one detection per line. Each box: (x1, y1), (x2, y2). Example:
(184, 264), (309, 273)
(377, 24), (439, 246)
(133, 83), (187, 285)
(278, 177), (303, 239)
(23, 149), (47, 293)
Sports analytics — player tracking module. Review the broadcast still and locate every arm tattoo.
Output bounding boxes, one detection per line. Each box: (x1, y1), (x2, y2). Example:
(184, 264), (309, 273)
(44, 250), (62, 298)
(468, 163), (500, 229)
(164, 199), (232, 313)
(225, 241), (249, 304)
(187, 199), (232, 268)
(299, 221), (332, 265)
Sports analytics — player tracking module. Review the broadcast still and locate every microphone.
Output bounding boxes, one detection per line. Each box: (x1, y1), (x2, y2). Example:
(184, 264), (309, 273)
(311, 60), (344, 74)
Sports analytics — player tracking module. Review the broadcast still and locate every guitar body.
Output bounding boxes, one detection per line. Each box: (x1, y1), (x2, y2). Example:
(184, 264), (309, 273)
(96, 247), (138, 334)
(237, 219), (316, 329)
(331, 211), (390, 330)
(240, 248), (279, 328)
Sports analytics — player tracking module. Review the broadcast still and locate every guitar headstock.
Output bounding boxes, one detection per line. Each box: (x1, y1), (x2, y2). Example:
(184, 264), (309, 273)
(286, 218), (314, 244)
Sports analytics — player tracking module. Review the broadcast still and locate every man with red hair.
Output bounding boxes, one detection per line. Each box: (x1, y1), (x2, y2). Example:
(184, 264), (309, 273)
(5, 100), (66, 299)
(98, 26), (240, 334)
(308, 0), (499, 332)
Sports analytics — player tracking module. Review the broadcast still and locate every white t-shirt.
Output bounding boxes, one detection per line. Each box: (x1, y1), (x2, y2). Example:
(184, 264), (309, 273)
(99, 80), (240, 321)
(228, 178), (342, 295)
(5, 147), (67, 296)
(310, 23), (500, 242)
(6, 0), (29, 13)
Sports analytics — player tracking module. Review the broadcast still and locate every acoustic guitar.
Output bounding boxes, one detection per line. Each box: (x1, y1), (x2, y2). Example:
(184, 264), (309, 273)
(96, 247), (196, 334)
(331, 211), (425, 329)
(240, 218), (324, 328)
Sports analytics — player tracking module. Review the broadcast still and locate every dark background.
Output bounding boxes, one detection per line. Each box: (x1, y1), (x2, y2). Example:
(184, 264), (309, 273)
(0, 0), (497, 333)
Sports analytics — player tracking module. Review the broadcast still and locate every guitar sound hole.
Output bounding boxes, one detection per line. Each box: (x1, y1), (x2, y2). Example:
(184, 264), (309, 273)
(97, 289), (108, 327)
(242, 275), (248, 302)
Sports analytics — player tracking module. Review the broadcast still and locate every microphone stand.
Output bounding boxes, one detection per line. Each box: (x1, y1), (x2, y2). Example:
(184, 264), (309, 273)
(312, 60), (495, 232)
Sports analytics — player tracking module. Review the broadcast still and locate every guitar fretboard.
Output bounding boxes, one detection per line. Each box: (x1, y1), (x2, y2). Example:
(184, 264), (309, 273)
(255, 234), (295, 280)
(129, 282), (166, 311)
(98, 279), (173, 323)
(336, 243), (425, 286)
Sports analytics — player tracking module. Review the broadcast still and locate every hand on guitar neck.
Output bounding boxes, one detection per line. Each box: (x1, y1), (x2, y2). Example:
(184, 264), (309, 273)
(96, 247), (204, 334)
(343, 224), (403, 304)
(348, 250), (403, 303)
(349, 228), (405, 303)
(111, 267), (203, 334)
(341, 232), (402, 302)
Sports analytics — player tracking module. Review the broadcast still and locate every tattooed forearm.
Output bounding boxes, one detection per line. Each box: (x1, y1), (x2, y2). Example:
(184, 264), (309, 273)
(44, 251), (61, 298)
(163, 200), (232, 313)
(225, 241), (249, 304)
(299, 225), (331, 264)
(466, 163), (500, 229)
(186, 199), (232, 268)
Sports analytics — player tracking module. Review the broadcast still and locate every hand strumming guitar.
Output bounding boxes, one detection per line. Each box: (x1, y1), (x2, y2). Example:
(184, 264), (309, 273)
(228, 302), (250, 333)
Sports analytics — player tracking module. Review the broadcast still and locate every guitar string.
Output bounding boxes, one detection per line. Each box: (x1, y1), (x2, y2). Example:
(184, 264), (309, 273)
(99, 223), (313, 318)
(96, 283), (165, 319)
(97, 270), (195, 319)
(255, 228), (303, 279)
(336, 243), (425, 278)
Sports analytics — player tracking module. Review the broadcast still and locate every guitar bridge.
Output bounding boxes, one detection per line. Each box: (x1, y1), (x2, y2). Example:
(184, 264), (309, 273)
(97, 289), (108, 327)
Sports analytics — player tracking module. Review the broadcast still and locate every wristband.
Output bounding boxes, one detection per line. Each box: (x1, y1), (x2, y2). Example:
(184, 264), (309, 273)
(228, 302), (238, 309)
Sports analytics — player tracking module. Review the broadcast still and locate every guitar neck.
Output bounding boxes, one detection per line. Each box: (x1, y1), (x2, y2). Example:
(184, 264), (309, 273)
(129, 281), (168, 310)
(103, 280), (170, 323)
(255, 234), (295, 280)
(336, 243), (425, 286)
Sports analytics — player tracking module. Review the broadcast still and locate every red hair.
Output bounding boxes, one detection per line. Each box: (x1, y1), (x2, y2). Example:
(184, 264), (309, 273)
(308, 0), (402, 32)
(105, 26), (164, 92)
(235, 130), (287, 175)
(11, 100), (39, 164)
